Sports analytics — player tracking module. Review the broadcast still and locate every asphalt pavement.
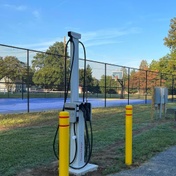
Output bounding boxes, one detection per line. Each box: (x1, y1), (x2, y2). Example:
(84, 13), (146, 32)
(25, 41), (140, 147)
(108, 146), (176, 176)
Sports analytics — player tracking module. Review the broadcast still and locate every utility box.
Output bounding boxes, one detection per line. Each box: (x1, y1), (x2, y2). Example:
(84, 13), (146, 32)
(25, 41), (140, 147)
(154, 87), (168, 104)
(154, 87), (168, 119)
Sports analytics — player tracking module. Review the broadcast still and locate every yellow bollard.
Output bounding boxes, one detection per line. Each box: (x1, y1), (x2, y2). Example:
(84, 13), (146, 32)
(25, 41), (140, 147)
(59, 111), (70, 176)
(125, 105), (133, 166)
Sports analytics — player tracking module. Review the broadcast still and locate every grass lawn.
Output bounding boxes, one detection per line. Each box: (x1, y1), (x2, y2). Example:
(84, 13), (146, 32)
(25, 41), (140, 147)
(1, 103), (176, 175)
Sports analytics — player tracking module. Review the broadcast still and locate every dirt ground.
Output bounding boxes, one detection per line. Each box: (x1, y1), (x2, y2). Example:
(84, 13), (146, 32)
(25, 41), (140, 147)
(16, 123), (158, 176)
(16, 160), (105, 176)
(16, 139), (120, 176)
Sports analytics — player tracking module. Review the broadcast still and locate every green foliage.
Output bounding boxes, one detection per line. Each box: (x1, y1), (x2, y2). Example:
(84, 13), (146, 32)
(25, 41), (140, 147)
(155, 17), (176, 87)
(140, 17), (176, 89)
(79, 64), (94, 92)
(99, 75), (117, 93)
(0, 56), (29, 82)
(92, 77), (101, 93)
(0, 57), (4, 79)
(79, 64), (100, 93)
(32, 42), (66, 89)
(149, 59), (160, 71)
(149, 52), (176, 87)
(164, 17), (176, 51)
(32, 53), (46, 70)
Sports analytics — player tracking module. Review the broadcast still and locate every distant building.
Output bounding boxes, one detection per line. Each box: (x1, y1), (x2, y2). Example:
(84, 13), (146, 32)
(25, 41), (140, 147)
(79, 86), (83, 94)
(0, 77), (26, 92)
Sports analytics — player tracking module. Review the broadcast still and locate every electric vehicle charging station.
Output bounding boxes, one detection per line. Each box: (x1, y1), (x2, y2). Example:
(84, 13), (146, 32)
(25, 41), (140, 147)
(64, 31), (98, 175)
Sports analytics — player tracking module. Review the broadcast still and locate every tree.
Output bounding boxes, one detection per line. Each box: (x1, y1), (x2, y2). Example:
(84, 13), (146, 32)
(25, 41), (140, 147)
(127, 64), (164, 95)
(0, 56), (33, 92)
(128, 69), (138, 94)
(144, 17), (176, 89)
(32, 42), (66, 89)
(2, 56), (27, 81)
(149, 59), (160, 71)
(139, 60), (148, 69)
(164, 17), (176, 51)
(79, 64), (94, 92)
(149, 52), (176, 87)
(32, 53), (46, 70)
(91, 77), (101, 94)
(0, 57), (4, 79)
(159, 53), (176, 86)
(162, 17), (176, 87)
(99, 75), (117, 94)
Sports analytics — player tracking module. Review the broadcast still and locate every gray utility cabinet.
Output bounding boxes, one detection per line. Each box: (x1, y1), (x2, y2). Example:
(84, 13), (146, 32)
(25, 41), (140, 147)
(154, 87), (168, 118)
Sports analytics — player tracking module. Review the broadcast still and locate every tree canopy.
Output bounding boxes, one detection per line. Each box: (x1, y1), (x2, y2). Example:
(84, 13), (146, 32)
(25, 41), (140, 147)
(0, 57), (4, 79)
(32, 42), (66, 89)
(79, 64), (95, 92)
(0, 56), (27, 81)
(139, 60), (148, 70)
(143, 17), (176, 88)
(164, 17), (176, 51)
(99, 75), (118, 94)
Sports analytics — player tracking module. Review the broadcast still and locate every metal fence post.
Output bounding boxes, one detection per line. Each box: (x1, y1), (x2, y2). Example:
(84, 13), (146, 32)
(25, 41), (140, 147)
(160, 73), (162, 86)
(27, 50), (30, 112)
(138, 78), (140, 99)
(22, 76), (24, 100)
(172, 75), (174, 102)
(105, 63), (107, 107)
(8, 77), (9, 98)
(145, 70), (148, 104)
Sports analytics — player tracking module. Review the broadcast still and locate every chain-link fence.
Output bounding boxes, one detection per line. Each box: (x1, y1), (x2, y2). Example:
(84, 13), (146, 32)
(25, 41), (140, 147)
(0, 44), (175, 113)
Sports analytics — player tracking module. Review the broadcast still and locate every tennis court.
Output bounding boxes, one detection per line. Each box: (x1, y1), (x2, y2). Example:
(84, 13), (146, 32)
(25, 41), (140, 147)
(0, 98), (151, 114)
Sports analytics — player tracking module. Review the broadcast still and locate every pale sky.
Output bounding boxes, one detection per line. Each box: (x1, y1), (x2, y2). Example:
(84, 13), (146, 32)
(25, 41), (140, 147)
(0, 0), (175, 68)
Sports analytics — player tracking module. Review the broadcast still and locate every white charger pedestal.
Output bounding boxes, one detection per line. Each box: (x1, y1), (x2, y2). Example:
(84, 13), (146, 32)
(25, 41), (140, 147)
(67, 31), (98, 175)
(69, 164), (98, 176)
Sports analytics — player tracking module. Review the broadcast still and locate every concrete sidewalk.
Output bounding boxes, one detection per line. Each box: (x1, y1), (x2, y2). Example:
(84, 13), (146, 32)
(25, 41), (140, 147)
(108, 146), (176, 176)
